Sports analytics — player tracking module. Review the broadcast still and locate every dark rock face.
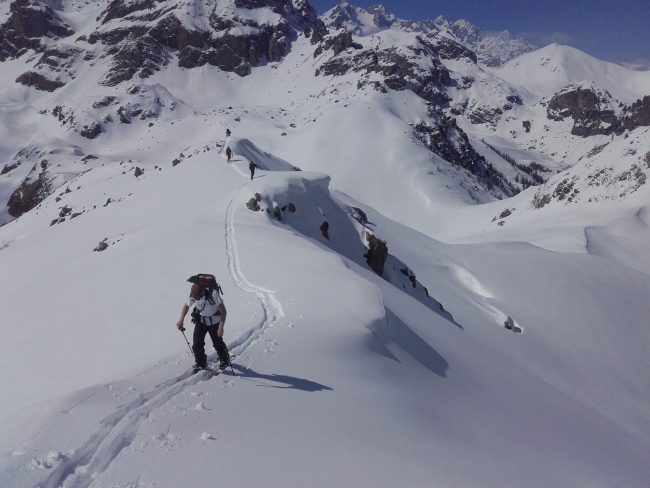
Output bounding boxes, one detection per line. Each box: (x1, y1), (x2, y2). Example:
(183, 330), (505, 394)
(318, 35), (452, 105)
(0, 0), (74, 61)
(547, 85), (650, 136)
(314, 31), (362, 57)
(364, 233), (388, 276)
(92, 96), (118, 109)
(80, 122), (103, 139)
(7, 163), (52, 217)
(15, 71), (65, 91)
(306, 21), (327, 45)
(414, 109), (516, 197)
(323, 2), (395, 35)
(547, 85), (620, 137)
(506, 95), (523, 105)
(100, 0), (160, 24)
(92, 0), (321, 84)
(102, 35), (169, 86)
(621, 96), (650, 131)
(467, 105), (503, 126)
(1, 161), (21, 175)
(36, 46), (81, 70)
(430, 34), (477, 64)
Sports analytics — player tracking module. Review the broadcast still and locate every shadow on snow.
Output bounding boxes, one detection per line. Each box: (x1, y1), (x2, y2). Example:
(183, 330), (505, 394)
(231, 364), (334, 392)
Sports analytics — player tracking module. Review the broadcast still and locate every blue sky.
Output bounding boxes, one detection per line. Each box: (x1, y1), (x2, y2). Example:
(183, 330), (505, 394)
(309, 0), (649, 65)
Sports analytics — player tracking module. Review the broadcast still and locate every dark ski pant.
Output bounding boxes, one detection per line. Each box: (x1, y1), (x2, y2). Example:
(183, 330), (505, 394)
(192, 324), (229, 368)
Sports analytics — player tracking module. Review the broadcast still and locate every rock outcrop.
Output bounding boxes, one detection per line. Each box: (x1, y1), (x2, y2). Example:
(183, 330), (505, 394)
(91, 0), (323, 85)
(0, 0), (74, 61)
(547, 83), (620, 137)
(7, 163), (52, 217)
(364, 233), (388, 276)
(317, 34), (452, 105)
(621, 96), (650, 131)
(547, 84), (650, 137)
(414, 108), (516, 197)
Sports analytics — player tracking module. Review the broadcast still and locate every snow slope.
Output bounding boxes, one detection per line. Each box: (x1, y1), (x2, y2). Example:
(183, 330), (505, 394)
(1, 118), (650, 487)
(0, 2), (649, 487)
(496, 43), (650, 103)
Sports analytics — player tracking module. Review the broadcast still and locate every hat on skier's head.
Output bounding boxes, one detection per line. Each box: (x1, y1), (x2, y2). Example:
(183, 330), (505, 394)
(187, 273), (223, 297)
(187, 273), (219, 288)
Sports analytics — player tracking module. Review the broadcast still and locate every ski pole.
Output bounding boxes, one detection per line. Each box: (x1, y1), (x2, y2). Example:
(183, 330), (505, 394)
(180, 329), (193, 356)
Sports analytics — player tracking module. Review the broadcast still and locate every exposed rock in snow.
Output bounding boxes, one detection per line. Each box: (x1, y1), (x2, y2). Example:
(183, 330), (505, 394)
(7, 163), (52, 217)
(546, 82), (621, 137)
(0, 0), (74, 61)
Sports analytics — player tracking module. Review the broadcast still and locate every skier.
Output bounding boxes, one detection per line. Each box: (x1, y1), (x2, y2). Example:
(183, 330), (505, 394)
(225, 146), (232, 162)
(176, 276), (231, 371)
(226, 128), (231, 137)
(249, 160), (257, 180)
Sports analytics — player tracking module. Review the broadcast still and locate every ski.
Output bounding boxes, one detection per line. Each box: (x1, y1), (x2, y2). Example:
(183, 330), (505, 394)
(189, 355), (236, 376)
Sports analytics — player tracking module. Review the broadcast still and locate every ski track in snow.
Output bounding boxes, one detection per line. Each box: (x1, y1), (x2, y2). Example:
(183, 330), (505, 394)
(32, 369), (212, 488)
(225, 179), (285, 355)
(31, 163), (284, 488)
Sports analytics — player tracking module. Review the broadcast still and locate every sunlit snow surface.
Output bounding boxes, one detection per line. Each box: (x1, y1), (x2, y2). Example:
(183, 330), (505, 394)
(0, 4), (649, 487)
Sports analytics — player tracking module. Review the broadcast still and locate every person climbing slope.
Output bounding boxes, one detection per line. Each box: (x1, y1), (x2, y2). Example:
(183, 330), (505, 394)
(176, 274), (231, 371)
(249, 160), (257, 180)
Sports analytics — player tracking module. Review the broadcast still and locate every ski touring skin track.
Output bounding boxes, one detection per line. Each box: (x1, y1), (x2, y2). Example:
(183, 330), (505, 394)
(31, 181), (282, 488)
(223, 181), (285, 356)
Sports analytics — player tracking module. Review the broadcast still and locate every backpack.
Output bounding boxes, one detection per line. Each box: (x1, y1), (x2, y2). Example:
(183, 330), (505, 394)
(187, 273), (224, 302)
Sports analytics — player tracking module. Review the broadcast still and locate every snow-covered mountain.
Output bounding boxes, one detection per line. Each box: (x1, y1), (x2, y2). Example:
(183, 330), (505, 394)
(433, 15), (536, 68)
(1, 1), (649, 487)
(497, 43), (650, 103)
(320, 2), (536, 67)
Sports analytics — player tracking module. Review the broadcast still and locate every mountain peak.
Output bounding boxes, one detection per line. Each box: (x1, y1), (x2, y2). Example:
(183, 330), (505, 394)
(322, 2), (397, 35)
(321, 5), (533, 67)
(497, 43), (650, 103)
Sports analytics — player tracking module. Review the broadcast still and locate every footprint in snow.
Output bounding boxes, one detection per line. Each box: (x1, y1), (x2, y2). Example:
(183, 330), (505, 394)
(152, 432), (177, 449)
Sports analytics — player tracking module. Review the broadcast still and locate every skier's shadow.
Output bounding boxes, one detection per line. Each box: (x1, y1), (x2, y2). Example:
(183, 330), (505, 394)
(231, 364), (333, 392)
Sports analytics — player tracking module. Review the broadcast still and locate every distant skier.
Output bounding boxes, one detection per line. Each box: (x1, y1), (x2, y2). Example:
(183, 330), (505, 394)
(226, 128), (231, 137)
(249, 160), (257, 180)
(225, 146), (232, 162)
(176, 274), (231, 371)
